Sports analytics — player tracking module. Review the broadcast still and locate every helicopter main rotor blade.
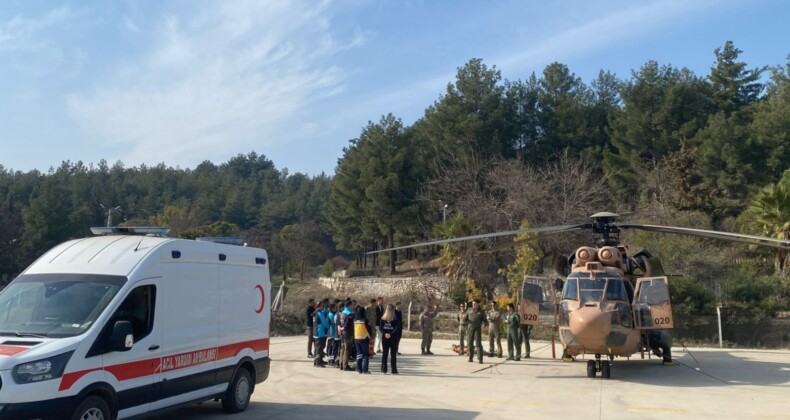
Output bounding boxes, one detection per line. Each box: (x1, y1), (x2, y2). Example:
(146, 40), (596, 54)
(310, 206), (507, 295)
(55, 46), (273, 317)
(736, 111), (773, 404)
(368, 224), (587, 254)
(618, 224), (790, 249)
(477, 226), (584, 254)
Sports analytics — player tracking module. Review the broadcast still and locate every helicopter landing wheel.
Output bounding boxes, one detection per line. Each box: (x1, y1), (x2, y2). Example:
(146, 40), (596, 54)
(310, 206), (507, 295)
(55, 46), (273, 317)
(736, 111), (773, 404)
(601, 361), (611, 379)
(586, 360), (596, 378)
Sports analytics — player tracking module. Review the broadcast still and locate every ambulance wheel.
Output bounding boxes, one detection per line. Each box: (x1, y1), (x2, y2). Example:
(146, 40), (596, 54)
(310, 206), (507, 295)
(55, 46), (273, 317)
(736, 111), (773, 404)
(586, 360), (596, 378)
(601, 361), (611, 379)
(72, 395), (111, 420)
(222, 367), (253, 413)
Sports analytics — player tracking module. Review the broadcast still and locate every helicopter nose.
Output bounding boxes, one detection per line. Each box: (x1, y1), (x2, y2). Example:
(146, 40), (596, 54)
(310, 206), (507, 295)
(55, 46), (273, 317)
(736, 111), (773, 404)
(570, 305), (612, 340)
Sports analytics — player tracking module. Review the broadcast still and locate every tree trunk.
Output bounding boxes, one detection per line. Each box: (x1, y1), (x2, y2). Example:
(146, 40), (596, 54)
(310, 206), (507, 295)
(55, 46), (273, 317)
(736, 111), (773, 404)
(389, 227), (396, 275)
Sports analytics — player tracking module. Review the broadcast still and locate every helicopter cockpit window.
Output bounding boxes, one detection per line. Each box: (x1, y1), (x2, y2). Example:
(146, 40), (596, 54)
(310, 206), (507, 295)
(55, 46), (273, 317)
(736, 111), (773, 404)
(604, 278), (628, 301)
(639, 281), (670, 305)
(579, 278), (606, 303)
(522, 283), (544, 303)
(562, 278), (578, 300)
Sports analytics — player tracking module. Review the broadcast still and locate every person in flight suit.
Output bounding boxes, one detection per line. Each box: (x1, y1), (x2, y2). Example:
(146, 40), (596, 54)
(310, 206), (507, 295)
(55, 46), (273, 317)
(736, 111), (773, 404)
(519, 322), (532, 358)
(457, 302), (468, 356)
(466, 299), (487, 364)
(486, 301), (503, 358)
(506, 303), (522, 361)
(420, 303), (437, 355)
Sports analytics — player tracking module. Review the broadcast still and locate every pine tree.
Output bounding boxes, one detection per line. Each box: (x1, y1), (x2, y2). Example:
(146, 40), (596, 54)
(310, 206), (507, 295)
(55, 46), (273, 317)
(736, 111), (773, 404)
(709, 41), (766, 115)
(418, 59), (509, 167)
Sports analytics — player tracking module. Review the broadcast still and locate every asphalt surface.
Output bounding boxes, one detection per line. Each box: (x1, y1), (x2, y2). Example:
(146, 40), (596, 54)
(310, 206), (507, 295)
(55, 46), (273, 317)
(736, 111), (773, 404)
(155, 336), (790, 419)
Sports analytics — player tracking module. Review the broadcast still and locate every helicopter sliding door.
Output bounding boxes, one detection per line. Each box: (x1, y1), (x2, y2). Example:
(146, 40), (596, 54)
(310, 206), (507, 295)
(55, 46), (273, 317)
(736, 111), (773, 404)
(632, 277), (673, 329)
(519, 277), (557, 326)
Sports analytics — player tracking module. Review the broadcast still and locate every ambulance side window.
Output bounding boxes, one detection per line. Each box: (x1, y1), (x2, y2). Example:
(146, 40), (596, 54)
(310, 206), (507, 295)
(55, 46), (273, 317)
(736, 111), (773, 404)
(112, 285), (156, 341)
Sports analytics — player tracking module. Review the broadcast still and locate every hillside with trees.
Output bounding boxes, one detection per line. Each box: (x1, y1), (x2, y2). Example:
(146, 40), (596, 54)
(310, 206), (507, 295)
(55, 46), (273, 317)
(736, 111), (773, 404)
(1, 41), (788, 326)
(0, 153), (334, 284)
(327, 42), (789, 323)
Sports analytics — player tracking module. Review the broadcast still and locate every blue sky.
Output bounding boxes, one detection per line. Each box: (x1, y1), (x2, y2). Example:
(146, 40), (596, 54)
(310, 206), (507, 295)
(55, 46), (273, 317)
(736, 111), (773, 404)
(0, 0), (787, 176)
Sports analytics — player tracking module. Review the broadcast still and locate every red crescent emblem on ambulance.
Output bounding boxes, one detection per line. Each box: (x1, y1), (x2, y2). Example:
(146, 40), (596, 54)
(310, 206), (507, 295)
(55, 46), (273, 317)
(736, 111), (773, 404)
(254, 284), (265, 314)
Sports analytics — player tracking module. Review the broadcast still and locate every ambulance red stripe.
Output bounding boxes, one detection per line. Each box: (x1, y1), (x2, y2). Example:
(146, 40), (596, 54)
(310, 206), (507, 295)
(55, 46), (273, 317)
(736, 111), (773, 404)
(0, 345), (30, 357)
(58, 338), (269, 391)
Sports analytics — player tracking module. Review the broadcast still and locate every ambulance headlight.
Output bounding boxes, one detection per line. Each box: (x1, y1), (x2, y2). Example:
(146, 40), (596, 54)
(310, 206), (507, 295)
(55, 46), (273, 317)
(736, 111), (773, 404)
(13, 351), (74, 384)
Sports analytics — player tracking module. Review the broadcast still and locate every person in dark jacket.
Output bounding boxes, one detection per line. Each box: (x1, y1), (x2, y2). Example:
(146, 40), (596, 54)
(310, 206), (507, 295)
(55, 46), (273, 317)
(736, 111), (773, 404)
(379, 304), (402, 374)
(306, 298), (316, 358)
(394, 301), (403, 355)
(338, 301), (354, 371)
(375, 296), (384, 352)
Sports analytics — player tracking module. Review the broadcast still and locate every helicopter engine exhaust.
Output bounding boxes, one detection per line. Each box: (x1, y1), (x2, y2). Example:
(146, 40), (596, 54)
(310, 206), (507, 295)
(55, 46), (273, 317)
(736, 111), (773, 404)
(598, 246), (623, 268)
(575, 247), (598, 267)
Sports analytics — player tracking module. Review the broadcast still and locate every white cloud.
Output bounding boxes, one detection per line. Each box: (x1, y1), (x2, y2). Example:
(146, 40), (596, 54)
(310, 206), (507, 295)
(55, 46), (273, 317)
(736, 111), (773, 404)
(0, 6), (77, 51)
(494, 0), (721, 73)
(67, 0), (362, 167)
(331, 0), (722, 131)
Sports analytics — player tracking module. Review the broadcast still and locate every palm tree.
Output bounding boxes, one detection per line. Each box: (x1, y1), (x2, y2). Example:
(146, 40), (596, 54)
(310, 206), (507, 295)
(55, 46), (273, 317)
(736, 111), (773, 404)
(744, 179), (790, 278)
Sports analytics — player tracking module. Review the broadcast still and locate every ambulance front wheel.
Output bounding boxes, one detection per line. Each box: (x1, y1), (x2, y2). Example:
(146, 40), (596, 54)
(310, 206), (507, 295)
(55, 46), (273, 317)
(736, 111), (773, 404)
(222, 367), (253, 413)
(72, 395), (111, 420)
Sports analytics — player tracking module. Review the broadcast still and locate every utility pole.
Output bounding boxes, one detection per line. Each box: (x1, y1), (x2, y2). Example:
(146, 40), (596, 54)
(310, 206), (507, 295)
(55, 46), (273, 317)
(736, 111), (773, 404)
(439, 200), (449, 225)
(99, 204), (123, 227)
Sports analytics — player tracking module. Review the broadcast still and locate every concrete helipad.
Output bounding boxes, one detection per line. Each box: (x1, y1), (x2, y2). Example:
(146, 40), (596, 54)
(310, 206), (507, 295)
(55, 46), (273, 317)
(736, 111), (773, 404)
(157, 336), (790, 419)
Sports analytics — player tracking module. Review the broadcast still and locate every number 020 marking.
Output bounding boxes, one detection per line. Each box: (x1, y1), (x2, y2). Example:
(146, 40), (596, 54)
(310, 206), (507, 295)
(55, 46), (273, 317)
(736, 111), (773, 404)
(653, 317), (671, 325)
(524, 314), (538, 321)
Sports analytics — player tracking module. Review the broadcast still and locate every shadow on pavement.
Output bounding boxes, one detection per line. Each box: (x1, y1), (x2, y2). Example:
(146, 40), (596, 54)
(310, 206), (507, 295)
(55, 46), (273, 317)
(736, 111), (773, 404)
(152, 401), (479, 419)
(535, 350), (790, 387)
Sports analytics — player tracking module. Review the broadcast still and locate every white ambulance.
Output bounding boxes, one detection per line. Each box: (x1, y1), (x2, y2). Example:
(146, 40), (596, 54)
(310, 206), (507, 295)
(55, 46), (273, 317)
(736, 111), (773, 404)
(0, 227), (271, 419)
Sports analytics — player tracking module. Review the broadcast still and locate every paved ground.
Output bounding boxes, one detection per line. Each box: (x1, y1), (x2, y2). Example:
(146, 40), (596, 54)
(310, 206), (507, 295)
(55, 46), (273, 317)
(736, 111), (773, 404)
(157, 336), (789, 419)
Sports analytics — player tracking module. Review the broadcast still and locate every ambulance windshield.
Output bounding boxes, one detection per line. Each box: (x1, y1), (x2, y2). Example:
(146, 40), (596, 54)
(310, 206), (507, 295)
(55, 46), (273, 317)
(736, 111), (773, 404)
(0, 273), (126, 338)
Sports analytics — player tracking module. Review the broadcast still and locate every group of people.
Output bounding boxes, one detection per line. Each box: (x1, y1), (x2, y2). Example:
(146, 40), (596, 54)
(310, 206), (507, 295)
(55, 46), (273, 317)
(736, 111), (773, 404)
(306, 297), (403, 375)
(419, 299), (532, 363)
(307, 297), (534, 373)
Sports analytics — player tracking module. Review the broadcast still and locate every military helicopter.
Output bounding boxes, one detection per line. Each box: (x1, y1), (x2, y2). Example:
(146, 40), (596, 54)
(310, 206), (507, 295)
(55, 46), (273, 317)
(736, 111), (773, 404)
(372, 212), (790, 379)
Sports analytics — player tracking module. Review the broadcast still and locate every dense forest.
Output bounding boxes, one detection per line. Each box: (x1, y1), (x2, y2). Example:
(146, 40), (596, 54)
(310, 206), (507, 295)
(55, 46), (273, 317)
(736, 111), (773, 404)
(1, 41), (788, 321)
(326, 41), (789, 320)
(0, 154), (334, 283)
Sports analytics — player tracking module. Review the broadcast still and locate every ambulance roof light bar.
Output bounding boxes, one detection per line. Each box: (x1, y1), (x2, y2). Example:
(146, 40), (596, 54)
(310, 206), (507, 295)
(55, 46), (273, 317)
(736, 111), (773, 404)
(91, 227), (171, 236)
(196, 237), (244, 246)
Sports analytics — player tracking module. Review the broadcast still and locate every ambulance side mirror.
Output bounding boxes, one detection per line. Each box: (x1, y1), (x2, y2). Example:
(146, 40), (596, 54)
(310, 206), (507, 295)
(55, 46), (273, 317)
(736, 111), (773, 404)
(109, 320), (134, 352)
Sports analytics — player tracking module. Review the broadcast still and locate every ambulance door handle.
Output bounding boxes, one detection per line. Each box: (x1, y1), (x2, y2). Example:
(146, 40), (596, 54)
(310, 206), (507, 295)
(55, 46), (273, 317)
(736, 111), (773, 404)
(148, 345), (160, 351)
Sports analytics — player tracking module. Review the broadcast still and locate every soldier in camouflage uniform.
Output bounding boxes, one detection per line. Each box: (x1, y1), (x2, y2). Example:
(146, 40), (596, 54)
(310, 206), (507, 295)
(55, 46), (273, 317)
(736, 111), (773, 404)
(457, 303), (468, 355)
(486, 301), (503, 358)
(420, 303), (437, 355)
(466, 299), (487, 364)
